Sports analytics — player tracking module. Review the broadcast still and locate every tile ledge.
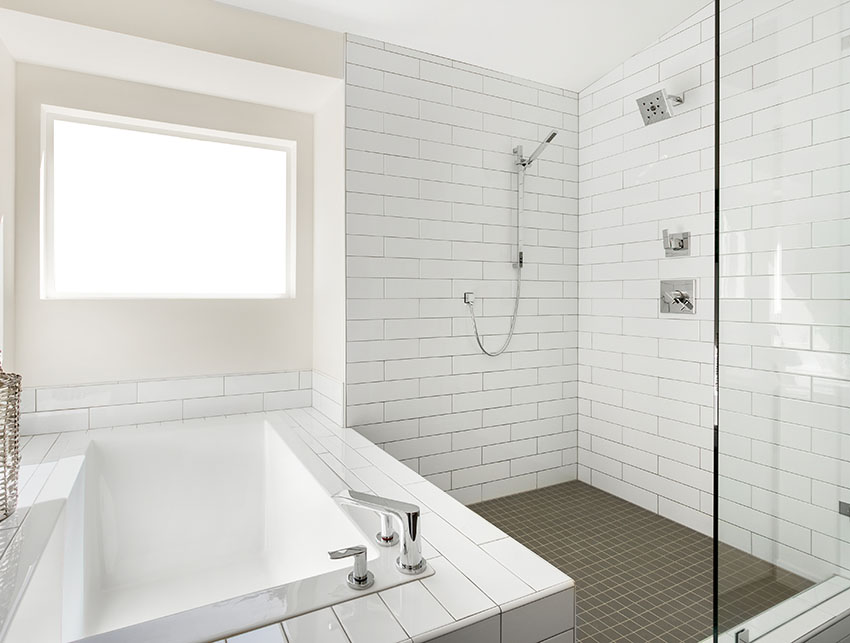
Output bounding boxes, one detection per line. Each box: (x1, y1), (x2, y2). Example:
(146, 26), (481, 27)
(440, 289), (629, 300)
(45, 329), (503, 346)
(412, 605), (501, 643)
(498, 580), (575, 613)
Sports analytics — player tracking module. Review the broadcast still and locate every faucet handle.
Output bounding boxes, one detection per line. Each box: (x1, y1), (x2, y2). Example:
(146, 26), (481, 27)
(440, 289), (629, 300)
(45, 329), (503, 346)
(328, 546), (366, 560)
(329, 545), (374, 590)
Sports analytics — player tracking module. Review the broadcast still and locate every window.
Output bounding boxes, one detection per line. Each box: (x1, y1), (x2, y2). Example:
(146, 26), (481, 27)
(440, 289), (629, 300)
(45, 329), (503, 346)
(41, 107), (296, 299)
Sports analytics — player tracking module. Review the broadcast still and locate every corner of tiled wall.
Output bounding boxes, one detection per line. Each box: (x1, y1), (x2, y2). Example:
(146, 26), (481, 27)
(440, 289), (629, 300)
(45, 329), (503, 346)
(576, 1), (716, 537)
(577, 0), (850, 582)
(312, 370), (345, 425)
(343, 33), (580, 504)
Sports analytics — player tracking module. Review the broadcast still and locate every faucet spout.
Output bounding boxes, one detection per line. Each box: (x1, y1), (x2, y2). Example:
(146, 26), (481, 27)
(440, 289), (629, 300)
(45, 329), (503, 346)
(333, 489), (426, 575)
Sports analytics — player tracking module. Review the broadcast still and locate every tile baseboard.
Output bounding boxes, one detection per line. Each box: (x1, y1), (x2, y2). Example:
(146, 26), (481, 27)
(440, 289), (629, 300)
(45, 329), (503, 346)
(19, 370), (315, 435)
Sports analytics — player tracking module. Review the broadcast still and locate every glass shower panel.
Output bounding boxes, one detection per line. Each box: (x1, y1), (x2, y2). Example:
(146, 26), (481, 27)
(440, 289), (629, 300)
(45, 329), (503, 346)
(717, 0), (850, 639)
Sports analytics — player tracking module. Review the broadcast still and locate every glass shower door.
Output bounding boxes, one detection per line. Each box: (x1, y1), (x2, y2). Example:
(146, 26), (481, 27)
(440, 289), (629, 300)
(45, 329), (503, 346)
(717, 0), (850, 639)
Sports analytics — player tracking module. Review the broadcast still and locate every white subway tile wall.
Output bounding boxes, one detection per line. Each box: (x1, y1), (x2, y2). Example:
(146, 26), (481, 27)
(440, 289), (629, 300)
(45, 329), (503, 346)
(19, 371), (313, 434)
(717, 0), (850, 582)
(344, 34), (580, 502)
(313, 371), (346, 425)
(578, 0), (716, 537)
(579, 0), (850, 581)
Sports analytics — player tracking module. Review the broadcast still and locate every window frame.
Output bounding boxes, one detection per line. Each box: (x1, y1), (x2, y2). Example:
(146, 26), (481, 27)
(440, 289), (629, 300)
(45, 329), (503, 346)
(40, 105), (297, 300)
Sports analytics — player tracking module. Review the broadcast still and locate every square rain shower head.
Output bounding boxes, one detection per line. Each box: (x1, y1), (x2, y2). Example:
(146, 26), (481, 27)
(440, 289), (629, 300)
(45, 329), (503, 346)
(636, 89), (682, 126)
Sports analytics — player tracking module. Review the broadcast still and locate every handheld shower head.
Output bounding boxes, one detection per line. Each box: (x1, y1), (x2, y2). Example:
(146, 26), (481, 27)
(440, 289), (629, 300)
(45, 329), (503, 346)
(518, 130), (558, 167)
(526, 130), (557, 166)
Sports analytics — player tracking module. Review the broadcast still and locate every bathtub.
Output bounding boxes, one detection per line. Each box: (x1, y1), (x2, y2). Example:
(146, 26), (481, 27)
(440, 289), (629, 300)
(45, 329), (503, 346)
(2, 415), (423, 643)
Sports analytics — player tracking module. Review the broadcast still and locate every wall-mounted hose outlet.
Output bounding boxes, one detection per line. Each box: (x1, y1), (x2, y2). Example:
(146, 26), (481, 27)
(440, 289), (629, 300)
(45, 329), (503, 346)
(663, 229), (691, 257)
(463, 292), (475, 305)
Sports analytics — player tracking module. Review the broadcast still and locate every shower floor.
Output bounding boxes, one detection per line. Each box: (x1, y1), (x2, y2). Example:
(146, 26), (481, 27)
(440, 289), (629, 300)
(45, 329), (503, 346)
(471, 481), (813, 642)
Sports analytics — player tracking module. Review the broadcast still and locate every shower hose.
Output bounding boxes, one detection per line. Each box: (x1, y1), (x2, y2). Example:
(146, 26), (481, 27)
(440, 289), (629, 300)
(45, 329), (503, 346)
(466, 271), (522, 357)
(465, 161), (525, 357)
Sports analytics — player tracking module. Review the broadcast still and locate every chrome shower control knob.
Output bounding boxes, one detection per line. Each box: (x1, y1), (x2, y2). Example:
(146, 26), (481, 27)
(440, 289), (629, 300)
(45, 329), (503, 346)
(328, 545), (374, 590)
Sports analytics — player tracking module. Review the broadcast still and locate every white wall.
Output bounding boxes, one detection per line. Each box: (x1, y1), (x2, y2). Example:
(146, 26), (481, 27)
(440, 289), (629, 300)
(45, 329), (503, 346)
(578, 0), (850, 583)
(577, 3), (716, 536)
(714, 0), (850, 582)
(312, 85), (347, 423)
(0, 0), (343, 80)
(343, 35), (579, 503)
(15, 64), (315, 387)
(0, 38), (12, 370)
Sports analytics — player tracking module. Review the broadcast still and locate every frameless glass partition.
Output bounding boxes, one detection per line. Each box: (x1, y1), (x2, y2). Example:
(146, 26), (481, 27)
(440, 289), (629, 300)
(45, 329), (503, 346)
(717, 0), (850, 639)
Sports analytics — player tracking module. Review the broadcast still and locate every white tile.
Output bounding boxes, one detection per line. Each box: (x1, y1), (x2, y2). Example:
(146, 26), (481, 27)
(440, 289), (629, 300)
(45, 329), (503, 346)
(137, 376), (223, 402)
(419, 556), (496, 620)
(406, 481), (505, 544)
(264, 390), (312, 411)
(500, 589), (575, 643)
(36, 382), (136, 411)
(227, 624), (286, 643)
(20, 409), (88, 435)
(418, 615), (500, 643)
(19, 388), (35, 414)
(89, 400), (182, 428)
(282, 608), (348, 643)
(333, 594), (409, 643)
(380, 582), (453, 638)
(481, 473), (537, 501)
(223, 372), (300, 395)
(183, 394), (263, 419)
(347, 42), (419, 77)
(423, 514), (533, 605)
(481, 538), (570, 592)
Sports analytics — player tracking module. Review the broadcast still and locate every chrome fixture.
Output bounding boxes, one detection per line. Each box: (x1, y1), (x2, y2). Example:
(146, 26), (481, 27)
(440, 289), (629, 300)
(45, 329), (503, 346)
(660, 280), (696, 315)
(464, 130), (558, 357)
(333, 489), (426, 575)
(662, 229), (691, 257)
(636, 90), (684, 126)
(377, 512), (398, 547)
(328, 545), (374, 590)
(516, 129), (558, 168)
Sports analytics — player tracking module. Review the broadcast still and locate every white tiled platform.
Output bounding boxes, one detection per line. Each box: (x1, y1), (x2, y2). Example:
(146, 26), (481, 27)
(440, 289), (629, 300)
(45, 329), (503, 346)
(4, 407), (575, 643)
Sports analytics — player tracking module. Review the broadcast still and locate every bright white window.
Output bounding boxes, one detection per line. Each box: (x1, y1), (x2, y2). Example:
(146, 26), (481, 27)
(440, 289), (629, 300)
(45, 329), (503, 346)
(41, 106), (296, 299)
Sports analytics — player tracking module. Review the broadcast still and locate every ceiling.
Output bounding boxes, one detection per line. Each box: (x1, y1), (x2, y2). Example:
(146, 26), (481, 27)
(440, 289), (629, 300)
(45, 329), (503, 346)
(215, 0), (710, 91)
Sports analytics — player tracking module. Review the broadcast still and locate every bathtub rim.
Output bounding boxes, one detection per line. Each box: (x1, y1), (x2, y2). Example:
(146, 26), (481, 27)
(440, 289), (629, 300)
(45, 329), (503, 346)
(0, 413), (435, 643)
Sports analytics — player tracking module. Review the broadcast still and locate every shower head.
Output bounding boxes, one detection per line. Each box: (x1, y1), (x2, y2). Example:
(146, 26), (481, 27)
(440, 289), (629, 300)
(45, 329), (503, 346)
(517, 130), (558, 167)
(636, 90), (684, 126)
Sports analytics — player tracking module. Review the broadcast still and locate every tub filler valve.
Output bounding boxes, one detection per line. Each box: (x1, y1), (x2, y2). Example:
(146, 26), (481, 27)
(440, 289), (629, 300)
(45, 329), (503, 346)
(660, 280), (696, 315)
(329, 545), (374, 590)
(333, 489), (427, 575)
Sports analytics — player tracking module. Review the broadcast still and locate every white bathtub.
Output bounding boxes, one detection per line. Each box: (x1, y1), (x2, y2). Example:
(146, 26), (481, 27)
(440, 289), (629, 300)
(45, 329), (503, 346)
(1, 415), (418, 643)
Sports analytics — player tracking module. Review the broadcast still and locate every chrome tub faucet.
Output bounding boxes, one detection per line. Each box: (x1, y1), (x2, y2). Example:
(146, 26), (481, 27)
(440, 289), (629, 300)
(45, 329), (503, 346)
(333, 489), (426, 575)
